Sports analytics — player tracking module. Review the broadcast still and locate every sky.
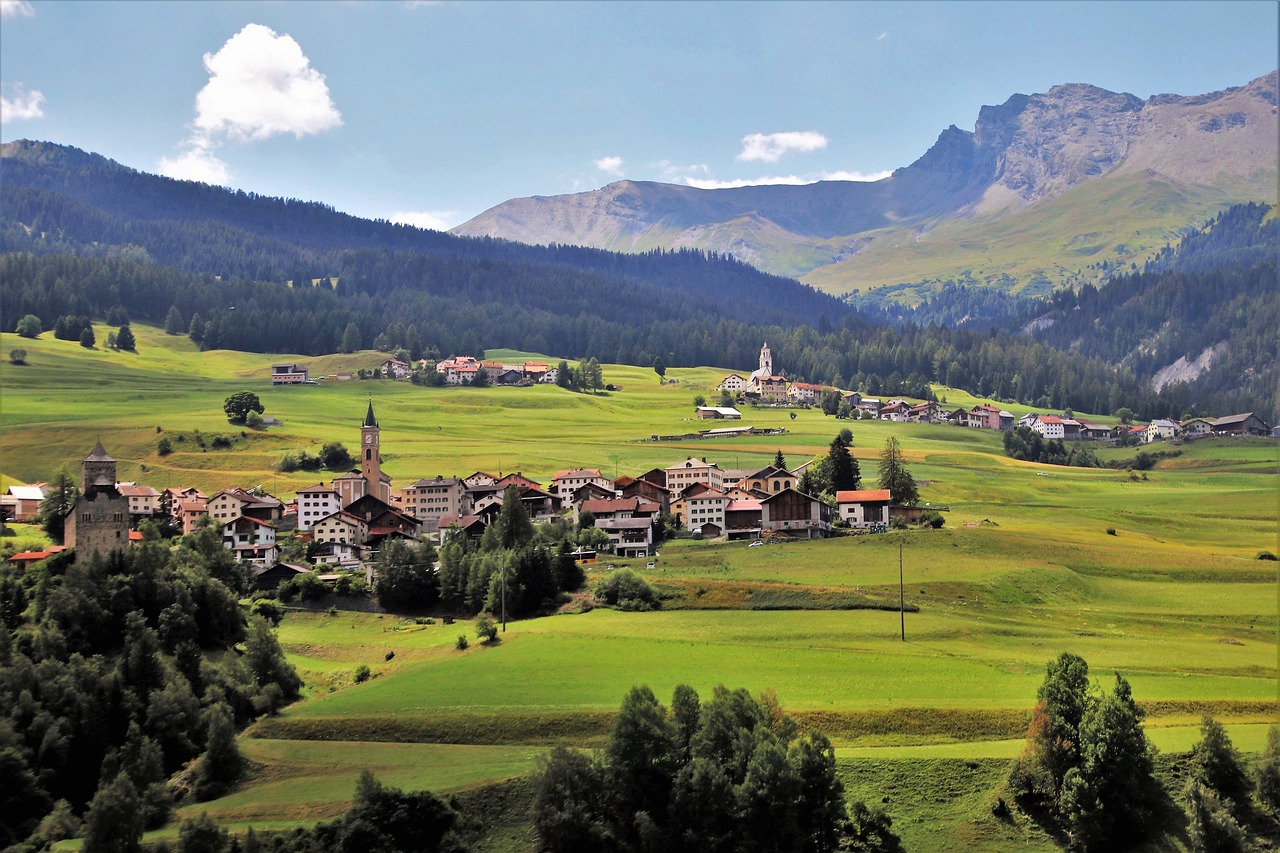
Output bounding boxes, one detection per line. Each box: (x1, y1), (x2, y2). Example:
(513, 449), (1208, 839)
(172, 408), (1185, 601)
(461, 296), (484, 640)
(2, 1), (1277, 230)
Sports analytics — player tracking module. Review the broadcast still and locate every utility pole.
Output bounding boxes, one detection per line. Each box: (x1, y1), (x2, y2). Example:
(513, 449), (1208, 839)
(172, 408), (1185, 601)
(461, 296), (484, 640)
(500, 561), (507, 633)
(899, 539), (905, 641)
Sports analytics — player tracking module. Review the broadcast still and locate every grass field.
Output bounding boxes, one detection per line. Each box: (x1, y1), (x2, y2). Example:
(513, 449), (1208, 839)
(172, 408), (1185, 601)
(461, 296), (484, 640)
(10, 325), (1278, 851)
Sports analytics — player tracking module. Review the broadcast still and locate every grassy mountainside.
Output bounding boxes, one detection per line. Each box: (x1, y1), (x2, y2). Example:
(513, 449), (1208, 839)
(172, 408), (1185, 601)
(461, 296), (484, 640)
(9, 324), (1278, 851)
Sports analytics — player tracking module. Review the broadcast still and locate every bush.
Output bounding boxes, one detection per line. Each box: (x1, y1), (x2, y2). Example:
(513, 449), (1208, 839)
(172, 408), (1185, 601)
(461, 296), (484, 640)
(277, 572), (329, 602)
(1257, 551), (1278, 561)
(475, 613), (499, 643)
(455, 635), (469, 650)
(353, 664), (371, 684)
(9, 348), (27, 364)
(1106, 527), (1117, 536)
(918, 510), (945, 529)
(249, 598), (283, 624)
(595, 569), (660, 611)
(157, 437), (173, 456)
(210, 435), (232, 450)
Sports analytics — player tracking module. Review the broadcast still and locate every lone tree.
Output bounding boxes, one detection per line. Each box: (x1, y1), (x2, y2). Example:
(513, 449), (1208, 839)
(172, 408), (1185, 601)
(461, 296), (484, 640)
(827, 435), (860, 492)
(878, 436), (918, 505)
(653, 355), (666, 382)
(116, 324), (136, 352)
(15, 314), (42, 338)
(223, 391), (264, 423)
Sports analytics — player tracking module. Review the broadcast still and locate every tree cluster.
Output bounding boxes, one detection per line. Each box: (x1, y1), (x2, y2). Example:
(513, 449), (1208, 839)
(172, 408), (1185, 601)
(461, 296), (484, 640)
(1002, 426), (1102, 469)
(535, 684), (901, 852)
(1008, 652), (1161, 851)
(435, 487), (586, 618)
(0, 525), (302, 850)
(1182, 714), (1280, 852)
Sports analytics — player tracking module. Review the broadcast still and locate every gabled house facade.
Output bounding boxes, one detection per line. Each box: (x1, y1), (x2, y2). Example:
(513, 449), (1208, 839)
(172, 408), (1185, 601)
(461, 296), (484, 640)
(221, 516), (277, 566)
(665, 457), (723, 494)
(402, 476), (465, 531)
(835, 489), (891, 530)
(550, 468), (613, 508)
(761, 488), (830, 539)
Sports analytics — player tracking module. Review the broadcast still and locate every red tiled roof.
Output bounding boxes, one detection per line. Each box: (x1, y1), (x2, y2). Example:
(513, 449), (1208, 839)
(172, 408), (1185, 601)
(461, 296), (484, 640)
(836, 490), (892, 503)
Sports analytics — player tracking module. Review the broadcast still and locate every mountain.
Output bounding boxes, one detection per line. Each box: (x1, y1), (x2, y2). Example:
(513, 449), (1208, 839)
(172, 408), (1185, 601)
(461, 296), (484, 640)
(453, 72), (1278, 298)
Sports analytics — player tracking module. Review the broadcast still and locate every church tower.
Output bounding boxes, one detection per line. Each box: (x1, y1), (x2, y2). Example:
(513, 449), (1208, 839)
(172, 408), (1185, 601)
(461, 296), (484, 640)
(361, 399), (382, 493)
(758, 342), (773, 377)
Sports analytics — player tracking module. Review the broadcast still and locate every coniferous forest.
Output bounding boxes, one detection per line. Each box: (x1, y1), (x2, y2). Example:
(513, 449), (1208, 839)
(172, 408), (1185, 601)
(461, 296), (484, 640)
(2, 140), (1275, 421)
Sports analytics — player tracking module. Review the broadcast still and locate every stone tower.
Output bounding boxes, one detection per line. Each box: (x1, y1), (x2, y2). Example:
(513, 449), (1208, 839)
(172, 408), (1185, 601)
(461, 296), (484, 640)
(64, 441), (131, 557)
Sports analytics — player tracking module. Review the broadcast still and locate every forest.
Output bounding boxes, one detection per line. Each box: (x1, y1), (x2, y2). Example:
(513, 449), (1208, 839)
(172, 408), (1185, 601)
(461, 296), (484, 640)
(2, 141), (1275, 421)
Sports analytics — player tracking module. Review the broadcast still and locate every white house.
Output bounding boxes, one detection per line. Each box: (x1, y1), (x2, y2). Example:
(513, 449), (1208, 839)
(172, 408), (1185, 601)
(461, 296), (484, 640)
(835, 489), (891, 530)
(1146, 419), (1180, 443)
(718, 374), (747, 393)
(295, 483), (342, 532)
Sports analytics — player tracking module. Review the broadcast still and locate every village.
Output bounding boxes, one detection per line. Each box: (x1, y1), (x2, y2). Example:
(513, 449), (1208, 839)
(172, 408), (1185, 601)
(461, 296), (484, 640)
(5, 343), (1271, 589)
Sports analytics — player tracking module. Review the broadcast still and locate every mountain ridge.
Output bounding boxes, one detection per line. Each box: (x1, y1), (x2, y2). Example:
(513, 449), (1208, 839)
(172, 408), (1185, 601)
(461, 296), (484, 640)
(453, 72), (1279, 295)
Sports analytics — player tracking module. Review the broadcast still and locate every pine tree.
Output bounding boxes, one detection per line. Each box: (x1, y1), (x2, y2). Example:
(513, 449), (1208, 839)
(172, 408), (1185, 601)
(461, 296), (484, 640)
(878, 436), (918, 505)
(116, 324), (136, 352)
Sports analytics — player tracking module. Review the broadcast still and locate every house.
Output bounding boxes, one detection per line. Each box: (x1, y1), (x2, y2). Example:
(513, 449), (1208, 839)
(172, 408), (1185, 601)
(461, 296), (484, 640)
(880, 400), (912, 422)
(550, 468), (613, 508)
(1146, 419), (1180, 443)
(313, 510), (370, 547)
(117, 483), (160, 518)
(1180, 418), (1216, 440)
(481, 361), (507, 381)
(175, 497), (209, 534)
(540, 367), (559, 384)
(576, 497), (661, 525)
(761, 488), (830, 539)
(695, 406), (743, 420)
(616, 475), (669, 513)
(665, 457), (723, 494)
(835, 489), (891, 530)
(1211, 412), (1271, 437)
(380, 359), (411, 380)
(1031, 416), (1065, 440)
(295, 483), (343, 532)
(251, 562), (312, 591)
(1076, 420), (1113, 441)
(724, 498), (763, 540)
(908, 402), (942, 424)
(8, 547), (66, 569)
(271, 363), (309, 384)
(856, 398), (882, 419)
(345, 494), (421, 543)
(719, 469), (754, 491)
(522, 362), (549, 383)
(677, 484), (728, 537)
(207, 488), (284, 525)
(494, 368), (525, 386)
(1060, 418), (1083, 440)
(221, 516), (277, 566)
(438, 514), (487, 543)
(5, 484), (45, 522)
(311, 540), (364, 570)
(788, 382), (824, 405)
(743, 465), (795, 495)
(571, 482), (617, 506)
(756, 376), (789, 403)
(402, 476), (466, 532)
(595, 518), (655, 557)
(718, 374), (747, 394)
(970, 404), (1003, 430)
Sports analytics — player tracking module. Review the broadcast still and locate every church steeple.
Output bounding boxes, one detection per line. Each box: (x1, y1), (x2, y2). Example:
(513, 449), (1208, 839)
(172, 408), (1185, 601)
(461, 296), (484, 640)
(364, 399), (378, 428)
(359, 401), (389, 503)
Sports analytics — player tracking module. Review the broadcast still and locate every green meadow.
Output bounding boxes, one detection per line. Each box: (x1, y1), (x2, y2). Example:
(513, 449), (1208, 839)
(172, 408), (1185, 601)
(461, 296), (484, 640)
(8, 326), (1278, 851)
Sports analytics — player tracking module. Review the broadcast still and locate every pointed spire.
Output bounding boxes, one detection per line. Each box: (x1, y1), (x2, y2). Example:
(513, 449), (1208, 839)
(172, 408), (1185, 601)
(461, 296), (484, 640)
(364, 399), (378, 428)
(86, 439), (114, 461)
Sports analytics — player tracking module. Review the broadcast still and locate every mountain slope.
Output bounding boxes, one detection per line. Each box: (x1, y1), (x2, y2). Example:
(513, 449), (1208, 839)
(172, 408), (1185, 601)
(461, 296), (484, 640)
(0, 139), (847, 330)
(453, 72), (1279, 296)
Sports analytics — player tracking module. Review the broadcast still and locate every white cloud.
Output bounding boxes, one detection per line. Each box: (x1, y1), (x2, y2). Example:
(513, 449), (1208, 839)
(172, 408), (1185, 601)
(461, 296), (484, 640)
(0, 0), (34, 19)
(402, 0), (442, 7)
(0, 83), (45, 124)
(158, 142), (231, 185)
(389, 210), (457, 231)
(683, 169), (891, 190)
(736, 130), (827, 163)
(652, 160), (709, 183)
(160, 23), (341, 185)
(594, 155), (624, 176)
(876, 31), (888, 42)
(193, 23), (341, 142)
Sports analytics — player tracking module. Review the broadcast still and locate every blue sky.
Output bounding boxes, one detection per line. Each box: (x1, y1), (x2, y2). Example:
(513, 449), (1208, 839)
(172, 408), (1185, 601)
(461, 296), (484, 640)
(2, 1), (1276, 229)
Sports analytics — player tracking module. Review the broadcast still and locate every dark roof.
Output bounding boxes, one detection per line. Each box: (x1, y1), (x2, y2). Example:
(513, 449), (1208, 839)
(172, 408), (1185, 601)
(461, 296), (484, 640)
(364, 400), (378, 427)
(86, 440), (114, 462)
